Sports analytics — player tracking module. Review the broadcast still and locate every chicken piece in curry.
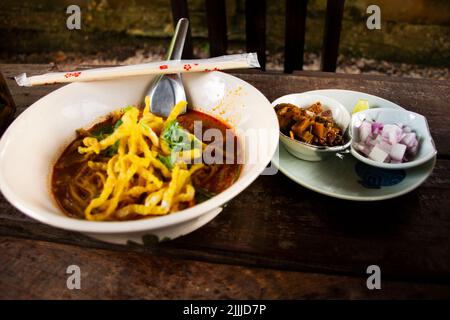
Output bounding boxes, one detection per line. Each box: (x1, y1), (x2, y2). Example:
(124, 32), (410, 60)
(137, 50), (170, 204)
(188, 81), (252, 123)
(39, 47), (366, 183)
(275, 102), (344, 147)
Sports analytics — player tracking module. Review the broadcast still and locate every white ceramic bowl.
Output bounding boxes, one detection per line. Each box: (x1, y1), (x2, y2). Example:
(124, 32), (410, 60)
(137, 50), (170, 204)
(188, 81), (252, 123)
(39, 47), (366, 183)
(0, 71), (279, 244)
(350, 108), (437, 169)
(271, 93), (351, 161)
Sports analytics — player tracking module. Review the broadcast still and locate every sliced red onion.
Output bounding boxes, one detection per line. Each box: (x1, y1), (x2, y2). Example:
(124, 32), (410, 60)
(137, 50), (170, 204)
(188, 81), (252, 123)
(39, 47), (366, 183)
(354, 142), (372, 156)
(359, 121), (372, 142)
(409, 143), (419, 156)
(401, 132), (417, 148)
(378, 140), (392, 153)
(368, 146), (389, 162)
(371, 122), (383, 135)
(375, 135), (384, 144)
(390, 143), (407, 161)
(382, 124), (403, 145)
(365, 137), (377, 146)
(357, 119), (419, 164)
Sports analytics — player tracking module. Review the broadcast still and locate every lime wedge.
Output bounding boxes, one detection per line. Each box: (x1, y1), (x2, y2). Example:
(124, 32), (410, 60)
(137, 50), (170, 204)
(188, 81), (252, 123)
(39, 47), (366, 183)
(352, 99), (370, 114)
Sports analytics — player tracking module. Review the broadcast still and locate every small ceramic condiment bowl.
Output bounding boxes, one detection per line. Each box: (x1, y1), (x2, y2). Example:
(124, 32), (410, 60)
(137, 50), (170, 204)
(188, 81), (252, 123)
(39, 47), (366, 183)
(350, 108), (437, 170)
(271, 93), (352, 161)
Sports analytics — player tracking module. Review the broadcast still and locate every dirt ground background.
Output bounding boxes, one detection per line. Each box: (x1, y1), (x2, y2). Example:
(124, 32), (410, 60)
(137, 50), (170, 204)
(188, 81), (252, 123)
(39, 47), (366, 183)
(0, 0), (449, 79)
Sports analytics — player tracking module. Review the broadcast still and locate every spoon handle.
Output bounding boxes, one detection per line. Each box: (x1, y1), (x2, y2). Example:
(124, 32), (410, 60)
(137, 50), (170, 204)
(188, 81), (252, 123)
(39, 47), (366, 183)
(166, 18), (189, 61)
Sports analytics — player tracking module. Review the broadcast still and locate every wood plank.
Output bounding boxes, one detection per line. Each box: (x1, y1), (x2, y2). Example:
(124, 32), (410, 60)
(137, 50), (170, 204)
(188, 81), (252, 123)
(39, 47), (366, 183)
(284, 0), (308, 73)
(1, 236), (450, 299)
(321, 0), (345, 72)
(1, 159), (449, 282)
(205, 0), (228, 57)
(245, 0), (266, 70)
(170, 0), (194, 59)
(0, 64), (63, 117)
(0, 71), (16, 134)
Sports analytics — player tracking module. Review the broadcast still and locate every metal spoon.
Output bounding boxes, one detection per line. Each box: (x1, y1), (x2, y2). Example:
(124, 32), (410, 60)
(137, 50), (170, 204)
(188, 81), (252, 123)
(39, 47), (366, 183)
(146, 18), (189, 117)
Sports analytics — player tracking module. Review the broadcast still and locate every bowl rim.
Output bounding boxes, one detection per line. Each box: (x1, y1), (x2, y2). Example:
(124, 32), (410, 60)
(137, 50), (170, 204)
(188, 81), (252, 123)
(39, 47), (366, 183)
(0, 71), (279, 234)
(272, 92), (352, 152)
(279, 131), (352, 152)
(349, 107), (437, 169)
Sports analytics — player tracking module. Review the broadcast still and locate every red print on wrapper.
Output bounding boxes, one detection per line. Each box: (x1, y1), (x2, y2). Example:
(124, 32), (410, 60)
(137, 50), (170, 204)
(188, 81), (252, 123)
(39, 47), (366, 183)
(159, 65), (168, 70)
(64, 72), (82, 78)
(183, 64), (192, 71)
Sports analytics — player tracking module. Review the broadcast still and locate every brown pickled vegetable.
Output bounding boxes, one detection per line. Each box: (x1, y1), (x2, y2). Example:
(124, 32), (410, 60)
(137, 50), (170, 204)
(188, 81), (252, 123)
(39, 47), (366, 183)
(274, 102), (344, 147)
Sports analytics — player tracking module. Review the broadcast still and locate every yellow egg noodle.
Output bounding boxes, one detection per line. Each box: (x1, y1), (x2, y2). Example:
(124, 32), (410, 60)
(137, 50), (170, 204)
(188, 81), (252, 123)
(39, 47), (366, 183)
(76, 96), (204, 221)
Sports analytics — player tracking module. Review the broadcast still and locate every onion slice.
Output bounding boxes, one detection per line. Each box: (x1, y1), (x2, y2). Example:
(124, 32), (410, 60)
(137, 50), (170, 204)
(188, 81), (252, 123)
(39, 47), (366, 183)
(355, 120), (419, 164)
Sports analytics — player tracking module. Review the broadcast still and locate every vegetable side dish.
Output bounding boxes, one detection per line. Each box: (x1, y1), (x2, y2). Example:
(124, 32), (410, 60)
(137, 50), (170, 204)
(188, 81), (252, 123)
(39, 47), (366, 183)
(52, 97), (241, 221)
(353, 120), (419, 163)
(275, 102), (345, 147)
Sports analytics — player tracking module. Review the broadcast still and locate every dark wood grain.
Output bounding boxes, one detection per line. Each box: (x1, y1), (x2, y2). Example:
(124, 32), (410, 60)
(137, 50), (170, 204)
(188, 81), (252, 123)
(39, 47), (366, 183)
(284, 0), (308, 73)
(1, 159), (449, 283)
(1, 236), (449, 299)
(170, 0), (194, 59)
(0, 71), (16, 133)
(205, 0), (228, 57)
(321, 0), (345, 72)
(0, 64), (449, 298)
(245, 0), (266, 70)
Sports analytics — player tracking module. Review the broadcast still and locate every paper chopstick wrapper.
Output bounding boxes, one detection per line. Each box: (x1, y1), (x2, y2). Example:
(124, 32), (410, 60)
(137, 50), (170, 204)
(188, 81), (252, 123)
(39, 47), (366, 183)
(15, 53), (259, 87)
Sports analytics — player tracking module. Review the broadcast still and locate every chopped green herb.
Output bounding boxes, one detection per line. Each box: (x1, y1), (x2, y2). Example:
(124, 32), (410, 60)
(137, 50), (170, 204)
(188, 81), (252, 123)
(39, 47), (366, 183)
(161, 120), (201, 152)
(195, 188), (216, 203)
(90, 123), (113, 140)
(158, 154), (175, 170)
(90, 119), (123, 156)
(114, 119), (123, 130)
(104, 140), (119, 157)
(91, 132), (105, 140)
(141, 122), (151, 132)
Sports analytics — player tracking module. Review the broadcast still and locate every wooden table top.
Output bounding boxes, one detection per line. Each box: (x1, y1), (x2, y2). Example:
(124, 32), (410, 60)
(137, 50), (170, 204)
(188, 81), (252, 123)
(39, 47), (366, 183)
(0, 64), (449, 299)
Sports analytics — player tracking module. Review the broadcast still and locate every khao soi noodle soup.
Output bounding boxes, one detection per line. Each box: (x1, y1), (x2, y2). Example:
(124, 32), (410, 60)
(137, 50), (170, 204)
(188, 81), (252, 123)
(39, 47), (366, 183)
(51, 97), (242, 221)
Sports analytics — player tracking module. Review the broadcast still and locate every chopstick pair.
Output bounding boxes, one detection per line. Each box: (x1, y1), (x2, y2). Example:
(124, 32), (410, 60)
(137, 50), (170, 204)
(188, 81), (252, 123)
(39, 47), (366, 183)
(15, 53), (260, 87)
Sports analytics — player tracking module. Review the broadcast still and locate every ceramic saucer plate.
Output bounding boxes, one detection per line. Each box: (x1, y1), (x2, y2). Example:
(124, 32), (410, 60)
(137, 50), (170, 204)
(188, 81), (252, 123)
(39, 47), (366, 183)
(271, 89), (436, 201)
